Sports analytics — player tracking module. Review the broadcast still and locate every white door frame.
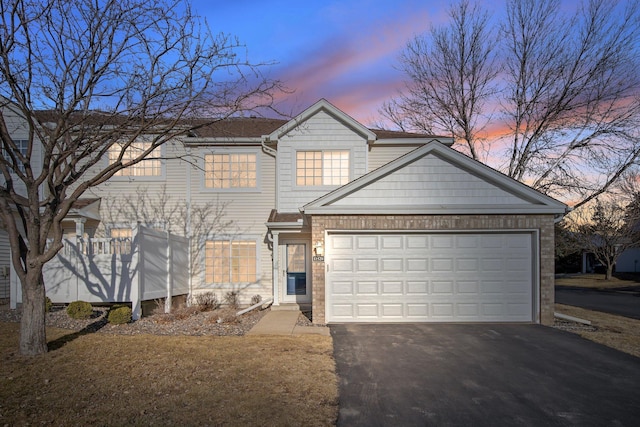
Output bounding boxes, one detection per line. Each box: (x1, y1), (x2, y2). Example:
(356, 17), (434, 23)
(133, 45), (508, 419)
(279, 237), (312, 304)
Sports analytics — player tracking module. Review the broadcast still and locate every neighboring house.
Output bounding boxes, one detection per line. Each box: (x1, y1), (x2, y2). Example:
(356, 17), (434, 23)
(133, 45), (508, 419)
(2, 99), (567, 325)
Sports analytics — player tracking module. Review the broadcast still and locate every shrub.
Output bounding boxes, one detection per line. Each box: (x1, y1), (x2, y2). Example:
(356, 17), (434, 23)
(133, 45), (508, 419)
(45, 297), (52, 313)
(224, 291), (239, 309)
(193, 292), (220, 311)
(108, 304), (132, 325)
(66, 300), (93, 319)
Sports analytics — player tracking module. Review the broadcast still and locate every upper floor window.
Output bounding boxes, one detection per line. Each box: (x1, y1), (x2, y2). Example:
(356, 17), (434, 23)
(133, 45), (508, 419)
(109, 141), (162, 177)
(205, 239), (257, 283)
(296, 150), (349, 186)
(205, 153), (257, 189)
(3, 139), (28, 173)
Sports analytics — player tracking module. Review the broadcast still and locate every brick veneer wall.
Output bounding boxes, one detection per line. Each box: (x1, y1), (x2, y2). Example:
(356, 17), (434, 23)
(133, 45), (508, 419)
(311, 214), (556, 325)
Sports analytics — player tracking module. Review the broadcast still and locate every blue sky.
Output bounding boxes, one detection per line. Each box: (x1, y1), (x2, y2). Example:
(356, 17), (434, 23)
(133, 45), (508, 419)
(191, 0), (451, 125)
(191, 0), (591, 126)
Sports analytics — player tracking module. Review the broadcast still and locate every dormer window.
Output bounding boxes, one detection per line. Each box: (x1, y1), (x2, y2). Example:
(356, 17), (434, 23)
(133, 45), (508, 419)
(296, 150), (349, 186)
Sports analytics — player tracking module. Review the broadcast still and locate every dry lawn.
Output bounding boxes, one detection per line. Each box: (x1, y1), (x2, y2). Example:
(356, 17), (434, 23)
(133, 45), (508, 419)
(0, 323), (338, 426)
(555, 303), (640, 358)
(555, 273), (640, 289)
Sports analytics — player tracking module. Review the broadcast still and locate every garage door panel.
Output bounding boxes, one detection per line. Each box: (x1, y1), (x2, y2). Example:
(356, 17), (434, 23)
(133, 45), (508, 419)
(356, 235), (377, 250)
(457, 303), (480, 317)
(457, 281), (479, 294)
(381, 304), (403, 317)
(326, 232), (534, 323)
(432, 259), (454, 272)
(332, 258), (353, 272)
(381, 235), (403, 249)
(356, 259), (378, 273)
(382, 281), (403, 294)
(332, 281), (354, 294)
(456, 258), (479, 271)
(356, 281), (378, 294)
(331, 236), (354, 250)
(381, 259), (403, 272)
(432, 235), (454, 248)
(407, 235), (429, 248)
(407, 304), (429, 317)
(407, 281), (429, 294)
(356, 304), (379, 317)
(407, 258), (428, 272)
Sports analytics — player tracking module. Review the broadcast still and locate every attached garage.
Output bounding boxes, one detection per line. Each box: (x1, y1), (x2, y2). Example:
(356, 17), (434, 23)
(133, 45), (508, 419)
(303, 141), (567, 325)
(325, 232), (535, 323)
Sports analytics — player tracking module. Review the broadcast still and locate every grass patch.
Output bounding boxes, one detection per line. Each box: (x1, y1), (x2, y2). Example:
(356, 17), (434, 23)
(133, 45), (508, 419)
(555, 303), (640, 358)
(0, 323), (338, 426)
(555, 273), (640, 289)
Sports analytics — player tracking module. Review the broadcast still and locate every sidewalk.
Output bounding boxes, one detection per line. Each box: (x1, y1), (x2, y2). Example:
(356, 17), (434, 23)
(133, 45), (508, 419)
(247, 310), (330, 336)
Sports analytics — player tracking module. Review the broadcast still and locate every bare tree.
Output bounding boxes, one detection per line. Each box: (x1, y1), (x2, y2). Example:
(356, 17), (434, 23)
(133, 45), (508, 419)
(567, 195), (640, 280)
(382, 0), (640, 206)
(382, 0), (496, 160)
(0, 0), (281, 355)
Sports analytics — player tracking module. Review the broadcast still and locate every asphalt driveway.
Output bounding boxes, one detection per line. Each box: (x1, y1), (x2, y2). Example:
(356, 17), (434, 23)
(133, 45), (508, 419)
(331, 324), (640, 426)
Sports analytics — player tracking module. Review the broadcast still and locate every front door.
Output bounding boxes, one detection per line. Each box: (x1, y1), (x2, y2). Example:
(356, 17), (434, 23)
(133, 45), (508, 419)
(281, 239), (311, 303)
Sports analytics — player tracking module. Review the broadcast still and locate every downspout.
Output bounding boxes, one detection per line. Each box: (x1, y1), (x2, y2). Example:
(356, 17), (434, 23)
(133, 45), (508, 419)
(186, 146), (193, 303)
(262, 136), (279, 306)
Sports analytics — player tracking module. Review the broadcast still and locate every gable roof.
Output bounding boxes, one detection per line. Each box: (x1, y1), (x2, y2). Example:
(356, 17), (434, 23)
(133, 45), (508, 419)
(302, 141), (567, 215)
(267, 99), (377, 142)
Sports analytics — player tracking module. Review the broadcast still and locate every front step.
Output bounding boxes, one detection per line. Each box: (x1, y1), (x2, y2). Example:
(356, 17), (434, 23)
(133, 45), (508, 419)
(271, 303), (310, 312)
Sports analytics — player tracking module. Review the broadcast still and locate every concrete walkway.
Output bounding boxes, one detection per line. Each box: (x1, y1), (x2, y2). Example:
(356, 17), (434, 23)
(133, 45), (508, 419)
(247, 310), (330, 336)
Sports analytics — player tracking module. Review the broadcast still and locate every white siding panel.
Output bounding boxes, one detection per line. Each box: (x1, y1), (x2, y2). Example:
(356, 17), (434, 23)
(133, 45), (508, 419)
(332, 153), (531, 207)
(86, 142), (276, 304)
(368, 145), (421, 171)
(277, 111), (369, 212)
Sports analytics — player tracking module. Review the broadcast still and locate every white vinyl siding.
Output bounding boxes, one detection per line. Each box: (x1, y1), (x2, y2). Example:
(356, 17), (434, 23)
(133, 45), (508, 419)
(332, 153), (532, 207)
(368, 145), (421, 172)
(277, 110), (368, 212)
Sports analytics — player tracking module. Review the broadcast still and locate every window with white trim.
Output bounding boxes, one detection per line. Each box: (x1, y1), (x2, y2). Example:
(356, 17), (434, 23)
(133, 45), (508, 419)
(109, 141), (162, 177)
(204, 153), (257, 189)
(205, 240), (257, 283)
(296, 150), (349, 186)
(3, 139), (28, 173)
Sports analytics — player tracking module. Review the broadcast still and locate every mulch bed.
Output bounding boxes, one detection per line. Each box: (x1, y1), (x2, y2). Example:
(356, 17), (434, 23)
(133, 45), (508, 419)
(0, 303), (276, 336)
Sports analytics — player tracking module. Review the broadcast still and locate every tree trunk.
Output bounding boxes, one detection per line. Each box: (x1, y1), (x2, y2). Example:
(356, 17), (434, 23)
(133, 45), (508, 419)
(19, 266), (48, 356)
(605, 263), (614, 281)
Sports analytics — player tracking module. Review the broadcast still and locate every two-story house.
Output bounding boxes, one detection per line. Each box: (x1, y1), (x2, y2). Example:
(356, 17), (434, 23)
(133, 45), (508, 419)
(4, 99), (567, 325)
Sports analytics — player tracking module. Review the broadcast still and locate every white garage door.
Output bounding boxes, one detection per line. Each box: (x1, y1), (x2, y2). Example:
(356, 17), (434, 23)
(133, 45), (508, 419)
(325, 232), (535, 323)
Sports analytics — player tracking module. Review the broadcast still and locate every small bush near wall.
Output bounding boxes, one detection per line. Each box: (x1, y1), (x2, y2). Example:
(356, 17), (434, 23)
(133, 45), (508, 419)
(45, 297), (52, 313)
(108, 304), (132, 325)
(224, 291), (239, 309)
(194, 292), (220, 311)
(66, 301), (93, 319)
